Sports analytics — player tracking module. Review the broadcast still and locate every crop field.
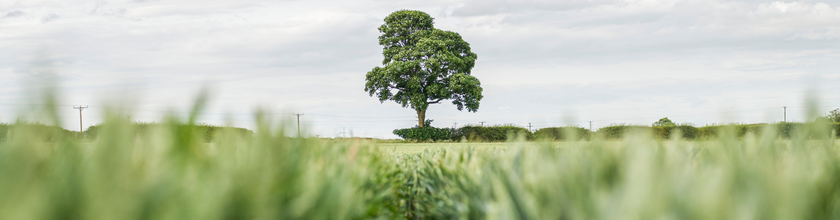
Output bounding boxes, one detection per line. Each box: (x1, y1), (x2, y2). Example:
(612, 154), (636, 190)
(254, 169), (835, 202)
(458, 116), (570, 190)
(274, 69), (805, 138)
(2, 107), (840, 220)
(374, 142), (508, 155)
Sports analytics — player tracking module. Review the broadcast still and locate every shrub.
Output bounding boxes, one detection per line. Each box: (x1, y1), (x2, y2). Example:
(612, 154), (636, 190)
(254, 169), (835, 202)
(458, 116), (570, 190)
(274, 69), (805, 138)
(533, 126), (591, 141)
(823, 108), (840, 123)
(596, 124), (649, 140)
(777, 122), (798, 138)
(653, 117), (676, 127)
(0, 122), (79, 142)
(452, 124), (531, 142)
(662, 122), (840, 139)
(393, 126), (453, 142)
(85, 123), (254, 142)
(651, 124), (698, 139)
(697, 123), (784, 139)
(393, 120), (452, 142)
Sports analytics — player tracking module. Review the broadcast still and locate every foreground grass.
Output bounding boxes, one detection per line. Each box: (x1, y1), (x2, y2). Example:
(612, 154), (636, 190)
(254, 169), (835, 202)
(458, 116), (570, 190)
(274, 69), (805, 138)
(2, 112), (840, 219)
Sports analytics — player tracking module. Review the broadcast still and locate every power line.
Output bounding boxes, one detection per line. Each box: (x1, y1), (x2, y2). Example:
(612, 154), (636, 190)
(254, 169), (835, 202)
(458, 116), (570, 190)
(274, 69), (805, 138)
(73, 105), (88, 132)
(0, 103), (76, 107)
(293, 113), (303, 137)
(304, 113), (415, 119)
(784, 106), (787, 122)
(307, 120), (416, 122)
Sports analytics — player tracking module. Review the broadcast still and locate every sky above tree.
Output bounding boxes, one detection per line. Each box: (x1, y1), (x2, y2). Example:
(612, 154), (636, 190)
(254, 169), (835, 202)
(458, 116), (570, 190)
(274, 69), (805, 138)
(2, 0), (840, 138)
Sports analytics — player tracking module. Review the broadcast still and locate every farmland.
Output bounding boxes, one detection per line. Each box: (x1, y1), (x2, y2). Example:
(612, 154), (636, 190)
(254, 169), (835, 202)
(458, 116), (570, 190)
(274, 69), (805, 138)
(2, 113), (840, 219)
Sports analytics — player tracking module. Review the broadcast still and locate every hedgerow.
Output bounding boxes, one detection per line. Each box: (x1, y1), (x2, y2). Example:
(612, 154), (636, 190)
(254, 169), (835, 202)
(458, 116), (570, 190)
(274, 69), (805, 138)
(392, 120), (453, 142)
(533, 126), (591, 141)
(84, 122), (253, 142)
(452, 124), (531, 142)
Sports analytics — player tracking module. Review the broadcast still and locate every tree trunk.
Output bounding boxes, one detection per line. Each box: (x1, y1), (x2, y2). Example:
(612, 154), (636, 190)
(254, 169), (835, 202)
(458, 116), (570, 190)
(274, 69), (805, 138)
(416, 108), (426, 128)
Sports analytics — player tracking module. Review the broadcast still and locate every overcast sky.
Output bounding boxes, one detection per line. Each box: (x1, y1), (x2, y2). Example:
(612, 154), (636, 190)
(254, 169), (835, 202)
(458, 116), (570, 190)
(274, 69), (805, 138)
(2, 0), (840, 138)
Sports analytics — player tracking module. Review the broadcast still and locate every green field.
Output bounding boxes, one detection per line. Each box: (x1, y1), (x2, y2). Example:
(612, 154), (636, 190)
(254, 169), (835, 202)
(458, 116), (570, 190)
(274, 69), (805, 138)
(3, 111), (840, 220)
(373, 142), (508, 155)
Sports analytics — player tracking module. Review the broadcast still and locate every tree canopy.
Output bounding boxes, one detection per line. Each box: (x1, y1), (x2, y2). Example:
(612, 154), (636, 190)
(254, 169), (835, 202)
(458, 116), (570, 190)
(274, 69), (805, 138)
(821, 108), (840, 123)
(653, 117), (676, 127)
(365, 10), (482, 127)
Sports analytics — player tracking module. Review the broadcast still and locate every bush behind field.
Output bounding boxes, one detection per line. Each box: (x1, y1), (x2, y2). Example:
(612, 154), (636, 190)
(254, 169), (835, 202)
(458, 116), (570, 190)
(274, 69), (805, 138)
(85, 122), (253, 142)
(532, 126), (591, 141)
(392, 126), (453, 142)
(0, 122), (253, 143)
(0, 122), (80, 142)
(452, 124), (531, 142)
(598, 124), (700, 140)
(392, 122), (840, 141)
(596, 122), (840, 140)
(392, 120), (453, 142)
(393, 123), (533, 142)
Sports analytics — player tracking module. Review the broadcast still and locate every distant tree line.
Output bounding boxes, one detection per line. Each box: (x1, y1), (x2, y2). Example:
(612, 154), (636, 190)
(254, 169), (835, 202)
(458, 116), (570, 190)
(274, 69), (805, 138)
(0, 122), (253, 143)
(393, 109), (840, 142)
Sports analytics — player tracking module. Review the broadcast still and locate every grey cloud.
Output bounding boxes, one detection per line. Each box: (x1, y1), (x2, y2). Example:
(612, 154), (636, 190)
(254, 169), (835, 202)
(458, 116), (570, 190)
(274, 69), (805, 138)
(187, 15), (384, 75)
(450, 0), (620, 17)
(40, 13), (58, 23)
(685, 96), (709, 108)
(442, 1), (840, 69)
(2, 10), (24, 19)
(475, 76), (810, 118)
(85, 3), (126, 17)
(125, 3), (265, 18)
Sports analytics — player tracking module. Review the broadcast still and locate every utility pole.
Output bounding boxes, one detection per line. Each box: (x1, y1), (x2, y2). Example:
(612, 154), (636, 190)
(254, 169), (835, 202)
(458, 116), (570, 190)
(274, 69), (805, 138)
(453, 122), (458, 128)
(527, 123), (533, 132)
(292, 113), (303, 136)
(73, 106), (88, 133)
(480, 121), (486, 127)
(783, 106), (787, 122)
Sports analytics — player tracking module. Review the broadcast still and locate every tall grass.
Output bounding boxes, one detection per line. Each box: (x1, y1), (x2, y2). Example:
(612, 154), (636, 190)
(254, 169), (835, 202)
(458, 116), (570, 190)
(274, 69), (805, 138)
(2, 94), (840, 219)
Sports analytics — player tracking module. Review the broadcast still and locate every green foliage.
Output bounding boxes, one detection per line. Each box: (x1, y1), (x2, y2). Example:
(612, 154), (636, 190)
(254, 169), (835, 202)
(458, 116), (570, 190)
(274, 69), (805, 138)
(533, 126), (591, 141)
(85, 122), (253, 142)
(822, 108), (840, 123)
(651, 124), (698, 139)
(392, 121), (453, 142)
(696, 123), (807, 139)
(0, 122), (79, 142)
(452, 124), (531, 142)
(365, 10), (482, 127)
(653, 117), (676, 127)
(596, 124), (650, 139)
(597, 122), (840, 140)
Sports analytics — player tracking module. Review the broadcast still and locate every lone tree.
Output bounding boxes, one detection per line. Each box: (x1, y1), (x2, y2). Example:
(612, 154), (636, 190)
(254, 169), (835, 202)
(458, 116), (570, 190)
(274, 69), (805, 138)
(365, 10), (483, 128)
